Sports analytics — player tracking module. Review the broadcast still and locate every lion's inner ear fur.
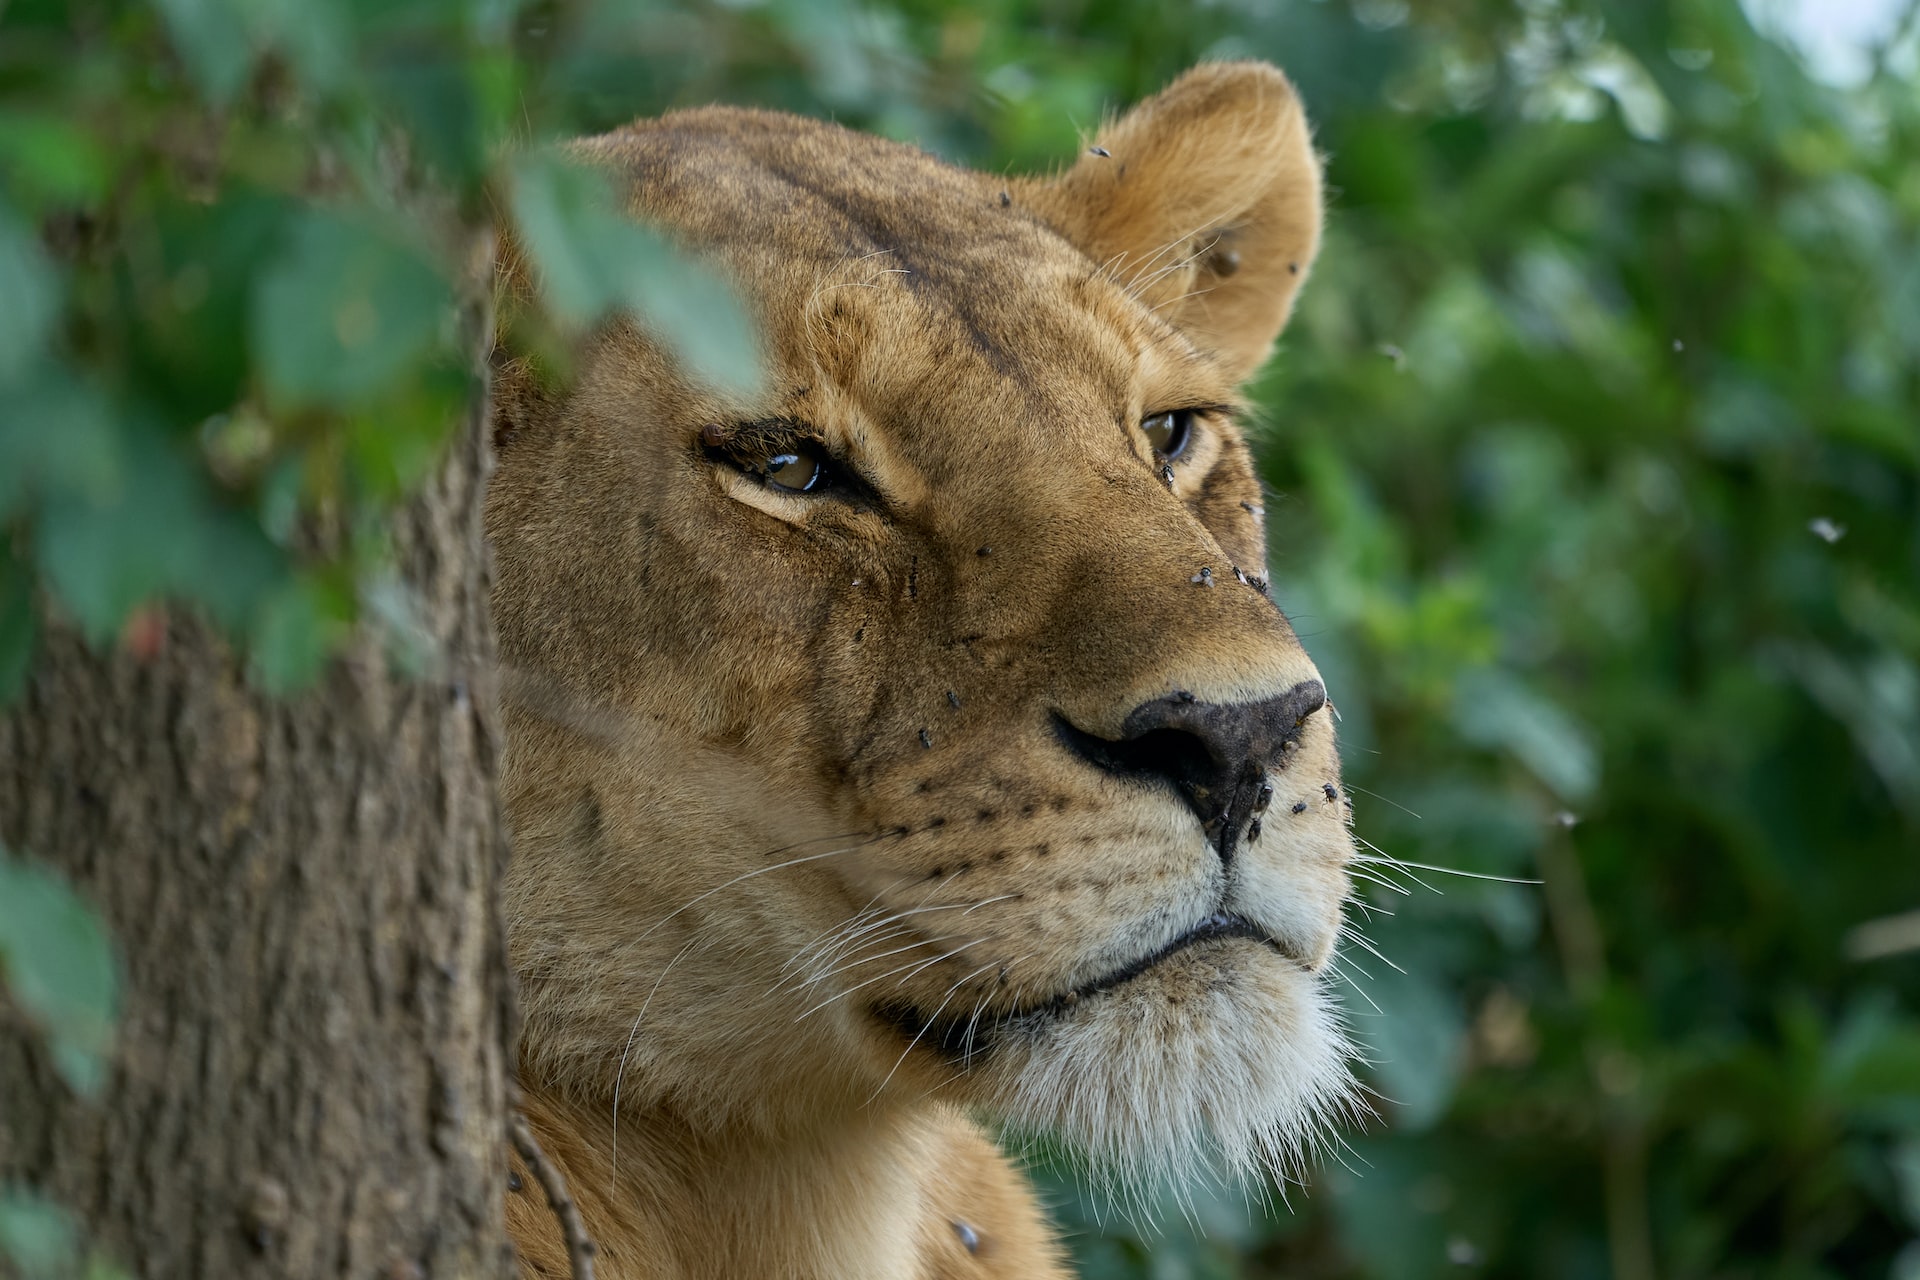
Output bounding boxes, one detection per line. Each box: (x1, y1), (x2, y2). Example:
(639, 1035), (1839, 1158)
(1023, 61), (1322, 383)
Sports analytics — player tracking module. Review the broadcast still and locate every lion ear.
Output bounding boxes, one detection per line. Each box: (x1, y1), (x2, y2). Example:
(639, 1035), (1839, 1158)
(1024, 61), (1323, 384)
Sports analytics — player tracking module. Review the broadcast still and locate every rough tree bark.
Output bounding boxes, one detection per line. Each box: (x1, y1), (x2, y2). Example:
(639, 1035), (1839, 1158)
(0, 393), (515, 1276)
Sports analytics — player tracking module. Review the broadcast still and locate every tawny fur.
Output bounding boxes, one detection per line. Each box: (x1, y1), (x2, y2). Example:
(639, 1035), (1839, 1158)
(490, 61), (1352, 1279)
(506, 1092), (1062, 1279)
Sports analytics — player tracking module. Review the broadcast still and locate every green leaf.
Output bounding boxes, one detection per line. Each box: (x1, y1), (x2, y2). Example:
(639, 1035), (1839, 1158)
(247, 0), (353, 94)
(252, 211), (452, 411)
(150, 0), (255, 104)
(0, 1189), (77, 1275)
(1824, 1003), (1920, 1111)
(1326, 1136), (1467, 1280)
(343, 366), (466, 502)
(0, 849), (117, 1098)
(249, 574), (351, 694)
(372, 52), (487, 183)
(123, 191), (290, 421)
(35, 423), (280, 642)
(1361, 962), (1467, 1131)
(1892, 1139), (1920, 1232)
(0, 205), (60, 385)
(152, 0), (352, 102)
(0, 113), (113, 211)
(508, 151), (765, 396)
(0, 368), (122, 520)
(0, 549), (35, 704)
(1451, 667), (1599, 802)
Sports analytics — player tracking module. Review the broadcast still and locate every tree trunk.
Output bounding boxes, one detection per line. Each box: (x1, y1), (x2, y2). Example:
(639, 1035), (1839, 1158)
(0, 404), (514, 1278)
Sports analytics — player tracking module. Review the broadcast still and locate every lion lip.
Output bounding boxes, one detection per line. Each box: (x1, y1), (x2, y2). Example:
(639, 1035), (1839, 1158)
(1042, 911), (1298, 1012)
(871, 912), (1298, 1068)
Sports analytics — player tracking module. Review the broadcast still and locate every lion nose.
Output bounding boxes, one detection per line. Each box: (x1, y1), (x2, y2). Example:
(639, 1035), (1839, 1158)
(1053, 679), (1327, 864)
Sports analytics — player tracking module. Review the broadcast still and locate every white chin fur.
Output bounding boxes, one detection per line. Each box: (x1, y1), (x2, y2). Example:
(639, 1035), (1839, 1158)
(979, 943), (1358, 1206)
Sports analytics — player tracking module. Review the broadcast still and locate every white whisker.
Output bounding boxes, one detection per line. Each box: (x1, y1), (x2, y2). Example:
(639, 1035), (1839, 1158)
(1338, 927), (1406, 975)
(1326, 956), (1384, 1015)
(1354, 855), (1542, 885)
(1350, 835), (1442, 893)
(791, 931), (941, 991)
(1344, 893), (1393, 921)
(610, 932), (702, 1190)
(959, 892), (1022, 916)
(892, 936), (992, 987)
(796, 937), (986, 1021)
(1338, 782), (1423, 820)
(866, 958), (1002, 1104)
(1330, 948), (1377, 984)
(636, 833), (884, 943)
(1346, 865), (1413, 896)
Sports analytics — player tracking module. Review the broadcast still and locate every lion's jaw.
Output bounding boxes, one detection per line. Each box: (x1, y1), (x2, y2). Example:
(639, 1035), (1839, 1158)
(491, 62), (1356, 1197)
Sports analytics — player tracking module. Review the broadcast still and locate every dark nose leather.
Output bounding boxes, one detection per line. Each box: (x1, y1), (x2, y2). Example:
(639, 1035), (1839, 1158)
(1055, 679), (1327, 864)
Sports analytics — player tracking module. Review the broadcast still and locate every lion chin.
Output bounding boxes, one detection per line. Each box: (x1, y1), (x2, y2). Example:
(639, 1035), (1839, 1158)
(491, 59), (1357, 1280)
(981, 938), (1357, 1199)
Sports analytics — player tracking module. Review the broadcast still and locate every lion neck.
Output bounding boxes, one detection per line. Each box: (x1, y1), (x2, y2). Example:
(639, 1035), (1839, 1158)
(512, 1081), (932, 1280)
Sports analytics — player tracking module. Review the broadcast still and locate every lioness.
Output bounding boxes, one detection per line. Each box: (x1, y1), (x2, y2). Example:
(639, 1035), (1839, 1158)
(490, 61), (1356, 1279)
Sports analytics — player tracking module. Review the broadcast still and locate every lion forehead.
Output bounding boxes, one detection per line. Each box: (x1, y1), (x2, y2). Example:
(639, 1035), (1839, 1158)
(570, 108), (1135, 382)
(579, 108), (1060, 268)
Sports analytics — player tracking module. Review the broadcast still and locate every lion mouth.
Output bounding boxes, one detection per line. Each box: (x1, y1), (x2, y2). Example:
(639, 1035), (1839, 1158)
(1046, 912), (1300, 1010)
(873, 912), (1300, 1065)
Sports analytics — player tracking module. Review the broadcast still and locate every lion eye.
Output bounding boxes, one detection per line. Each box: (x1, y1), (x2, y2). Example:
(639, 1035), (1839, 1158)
(763, 446), (827, 494)
(1142, 409), (1194, 461)
(705, 421), (855, 501)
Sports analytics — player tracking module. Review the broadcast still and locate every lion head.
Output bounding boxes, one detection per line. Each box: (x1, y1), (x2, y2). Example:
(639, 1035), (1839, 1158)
(490, 60), (1355, 1196)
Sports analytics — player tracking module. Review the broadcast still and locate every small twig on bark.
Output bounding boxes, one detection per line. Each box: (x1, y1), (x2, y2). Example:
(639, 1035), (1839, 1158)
(507, 1085), (597, 1280)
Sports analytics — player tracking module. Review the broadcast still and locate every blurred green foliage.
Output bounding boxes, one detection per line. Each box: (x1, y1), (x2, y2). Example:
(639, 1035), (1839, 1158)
(0, 1190), (77, 1279)
(0, 1185), (126, 1280)
(0, 848), (120, 1280)
(0, 847), (117, 1098)
(2, 0), (1916, 1276)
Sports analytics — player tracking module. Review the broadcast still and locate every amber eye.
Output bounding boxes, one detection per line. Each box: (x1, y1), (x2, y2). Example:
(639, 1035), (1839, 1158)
(763, 446), (827, 493)
(1142, 409), (1195, 460)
